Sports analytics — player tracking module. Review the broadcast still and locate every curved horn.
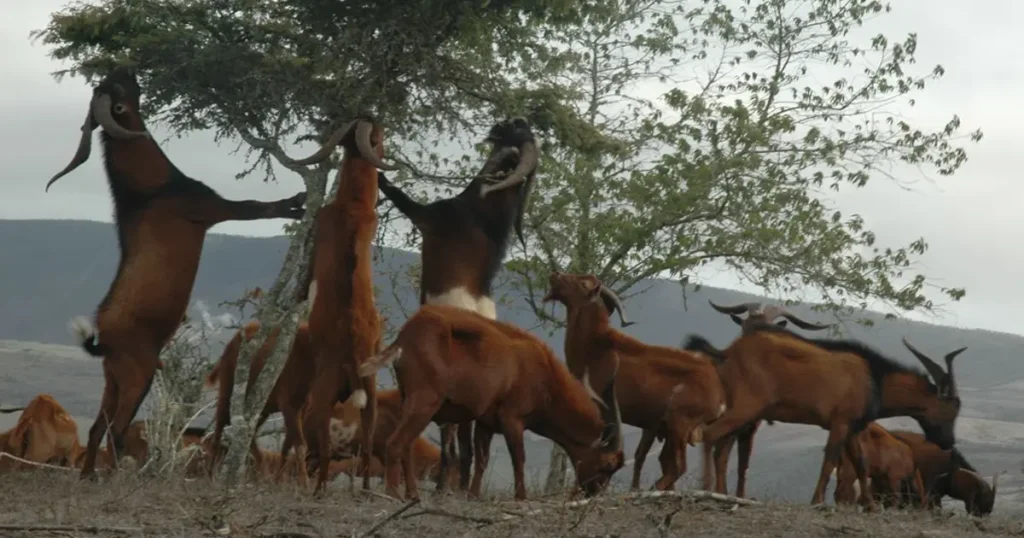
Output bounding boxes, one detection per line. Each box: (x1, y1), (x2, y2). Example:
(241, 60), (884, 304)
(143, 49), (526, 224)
(46, 107), (96, 191)
(708, 299), (761, 315)
(0, 406), (25, 413)
(90, 94), (149, 139)
(599, 286), (635, 328)
(476, 146), (520, 178)
(763, 305), (835, 331)
(353, 120), (398, 171)
(902, 338), (947, 383)
(944, 347), (967, 372)
(291, 119), (359, 166)
(479, 140), (539, 198)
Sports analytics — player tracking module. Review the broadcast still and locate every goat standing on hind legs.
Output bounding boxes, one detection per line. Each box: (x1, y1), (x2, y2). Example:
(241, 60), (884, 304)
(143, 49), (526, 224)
(291, 116), (396, 494)
(45, 66), (306, 480)
(376, 117), (540, 493)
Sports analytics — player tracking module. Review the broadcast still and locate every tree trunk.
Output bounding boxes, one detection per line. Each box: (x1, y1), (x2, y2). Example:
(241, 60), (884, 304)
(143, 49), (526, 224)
(545, 444), (570, 494)
(217, 165), (330, 486)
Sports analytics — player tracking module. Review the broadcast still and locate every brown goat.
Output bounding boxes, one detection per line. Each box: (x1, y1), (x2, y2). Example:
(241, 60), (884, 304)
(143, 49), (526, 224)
(291, 116), (395, 494)
(376, 118), (541, 492)
(357, 304), (624, 501)
(889, 430), (997, 516)
(0, 394), (81, 471)
(685, 328), (964, 510)
(701, 299), (833, 498)
(46, 66), (306, 479)
(542, 272), (722, 492)
(204, 319), (316, 484)
(75, 421), (210, 475)
(833, 422), (927, 509)
(326, 389), (456, 488)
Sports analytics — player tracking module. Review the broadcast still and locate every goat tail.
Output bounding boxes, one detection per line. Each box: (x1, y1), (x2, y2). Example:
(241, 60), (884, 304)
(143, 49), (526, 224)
(69, 316), (105, 357)
(358, 344), (402, 377)
(682, 335), (725, 365)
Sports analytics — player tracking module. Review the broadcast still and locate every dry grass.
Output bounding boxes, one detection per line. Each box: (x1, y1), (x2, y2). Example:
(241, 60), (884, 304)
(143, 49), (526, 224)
(0, 470), (1020, 538)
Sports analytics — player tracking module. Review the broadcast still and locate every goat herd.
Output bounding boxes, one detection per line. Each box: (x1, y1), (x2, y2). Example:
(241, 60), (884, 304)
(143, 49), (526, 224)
(0, 66), (997, 519)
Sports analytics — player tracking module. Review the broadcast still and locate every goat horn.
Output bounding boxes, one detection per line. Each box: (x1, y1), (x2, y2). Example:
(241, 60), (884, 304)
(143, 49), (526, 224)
(291, 119), (359, 166)
(46, 107), (96, 191)
(599, 286), (635, 327)
(708, 299), (761, 315)
(477, 146), (520, 178)
(90, 94), (149, 140)
(902, 338), (947, 384)
(944, 347), (967, 371)
(0, 406), (25, 413)
(762, 305), (834, 331)
(479, 140), (539, 198)
(354, 120), (398, 171)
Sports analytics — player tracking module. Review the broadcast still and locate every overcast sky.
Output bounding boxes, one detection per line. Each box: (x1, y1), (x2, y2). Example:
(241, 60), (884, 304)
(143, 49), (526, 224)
(2, 0), (1021, 337)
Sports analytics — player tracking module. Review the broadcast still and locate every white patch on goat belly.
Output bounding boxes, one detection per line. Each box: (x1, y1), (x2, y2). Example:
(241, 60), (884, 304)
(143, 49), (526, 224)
(329, 419), (359, 452)
(426, 287), (497, 319)
(718, 403), (727, 416)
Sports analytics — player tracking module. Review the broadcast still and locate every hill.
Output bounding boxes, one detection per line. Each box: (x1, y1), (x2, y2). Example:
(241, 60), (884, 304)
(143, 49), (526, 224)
(0, 218), (1021, 512)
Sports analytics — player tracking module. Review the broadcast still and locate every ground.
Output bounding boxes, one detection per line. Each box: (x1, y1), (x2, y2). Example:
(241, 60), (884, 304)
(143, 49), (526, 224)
(0, 471), (1020, 538)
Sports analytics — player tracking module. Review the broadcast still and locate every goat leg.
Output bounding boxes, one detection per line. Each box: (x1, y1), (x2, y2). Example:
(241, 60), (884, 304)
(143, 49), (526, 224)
(631, 428), (657, 491)
(80, 382), (117, 480)
(735, 423), (758, 498)
(469, 423), (495, 498)
(497, 414), (528, 500)
(457, 420), (474, 491)
(182, 191), (307, 226)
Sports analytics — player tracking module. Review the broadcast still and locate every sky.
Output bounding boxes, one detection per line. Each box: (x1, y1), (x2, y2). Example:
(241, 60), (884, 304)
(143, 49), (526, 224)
(2, 0), (1021, 337)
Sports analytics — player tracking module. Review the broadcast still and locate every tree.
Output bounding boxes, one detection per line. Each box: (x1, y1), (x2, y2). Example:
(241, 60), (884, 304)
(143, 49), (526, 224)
(502, 0), (980, 489)
(33, 0), (581, 485)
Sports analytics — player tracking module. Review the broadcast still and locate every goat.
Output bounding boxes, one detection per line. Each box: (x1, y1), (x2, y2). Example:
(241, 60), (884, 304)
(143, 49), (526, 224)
(542, 272), (722, 492)
(832, 422), (927, 509)
(700, 299), (834, 498)
(685, 326), (964, 510)
(326, 389), (456, 488)
(204, 319), (316, 484)
(290, 116), (395, 494)
(357, 304), (624, 501)
(376, 117), (541, 492)
(75, 422), (210, 474)
(889, 430), (997, 516)
(46, 66), (307, 479)
(0, 394), (81, 471)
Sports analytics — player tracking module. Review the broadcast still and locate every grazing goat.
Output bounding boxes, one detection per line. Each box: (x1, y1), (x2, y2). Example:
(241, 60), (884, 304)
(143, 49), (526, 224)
(46, 66), (307, 479)
(291, 116), (395, 493)
(376, 117), (541, 491)
(357, 304), (624, 501)
(700, 299), (834, 498)
(833, 422), (927, 509)
(685, 327), (964, 510)
(0, 394), (81, 471)
(543, 272), (721, 491)
(324, 388), (458, 489)
(889, 430), (997, 516)
(204, 319), (316, 484)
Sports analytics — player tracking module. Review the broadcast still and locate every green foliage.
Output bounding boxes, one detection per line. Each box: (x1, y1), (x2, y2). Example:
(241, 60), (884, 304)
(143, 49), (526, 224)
(509, 0), (980, 328)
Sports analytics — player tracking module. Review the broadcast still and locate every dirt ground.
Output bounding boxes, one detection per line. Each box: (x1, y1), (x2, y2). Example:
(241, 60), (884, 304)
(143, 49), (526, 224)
(0, 470), (1021, 538)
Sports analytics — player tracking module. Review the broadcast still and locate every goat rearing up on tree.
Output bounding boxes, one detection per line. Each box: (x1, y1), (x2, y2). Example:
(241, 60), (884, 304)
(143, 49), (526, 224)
(45, 66), (306, 479)
(357, 304), (624, 501)
(543, 271), (725, 492)
(291, 115), (395, 494)
(685, 327), (964, 511)
(376, 117), (541, 491)
(698, 299), (833, 498)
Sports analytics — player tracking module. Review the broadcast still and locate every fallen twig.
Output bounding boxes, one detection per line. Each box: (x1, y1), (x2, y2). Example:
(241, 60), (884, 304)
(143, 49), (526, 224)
(626, 490), (761, 506)
(0, 452), (79, 472)
(356, 499), (420, 538)
(0, 523), (144, 534)
(401, 507), (499, 526)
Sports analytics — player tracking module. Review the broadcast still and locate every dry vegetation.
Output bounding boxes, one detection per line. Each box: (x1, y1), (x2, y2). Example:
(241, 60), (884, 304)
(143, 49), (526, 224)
(0, 470), (1020, 538)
